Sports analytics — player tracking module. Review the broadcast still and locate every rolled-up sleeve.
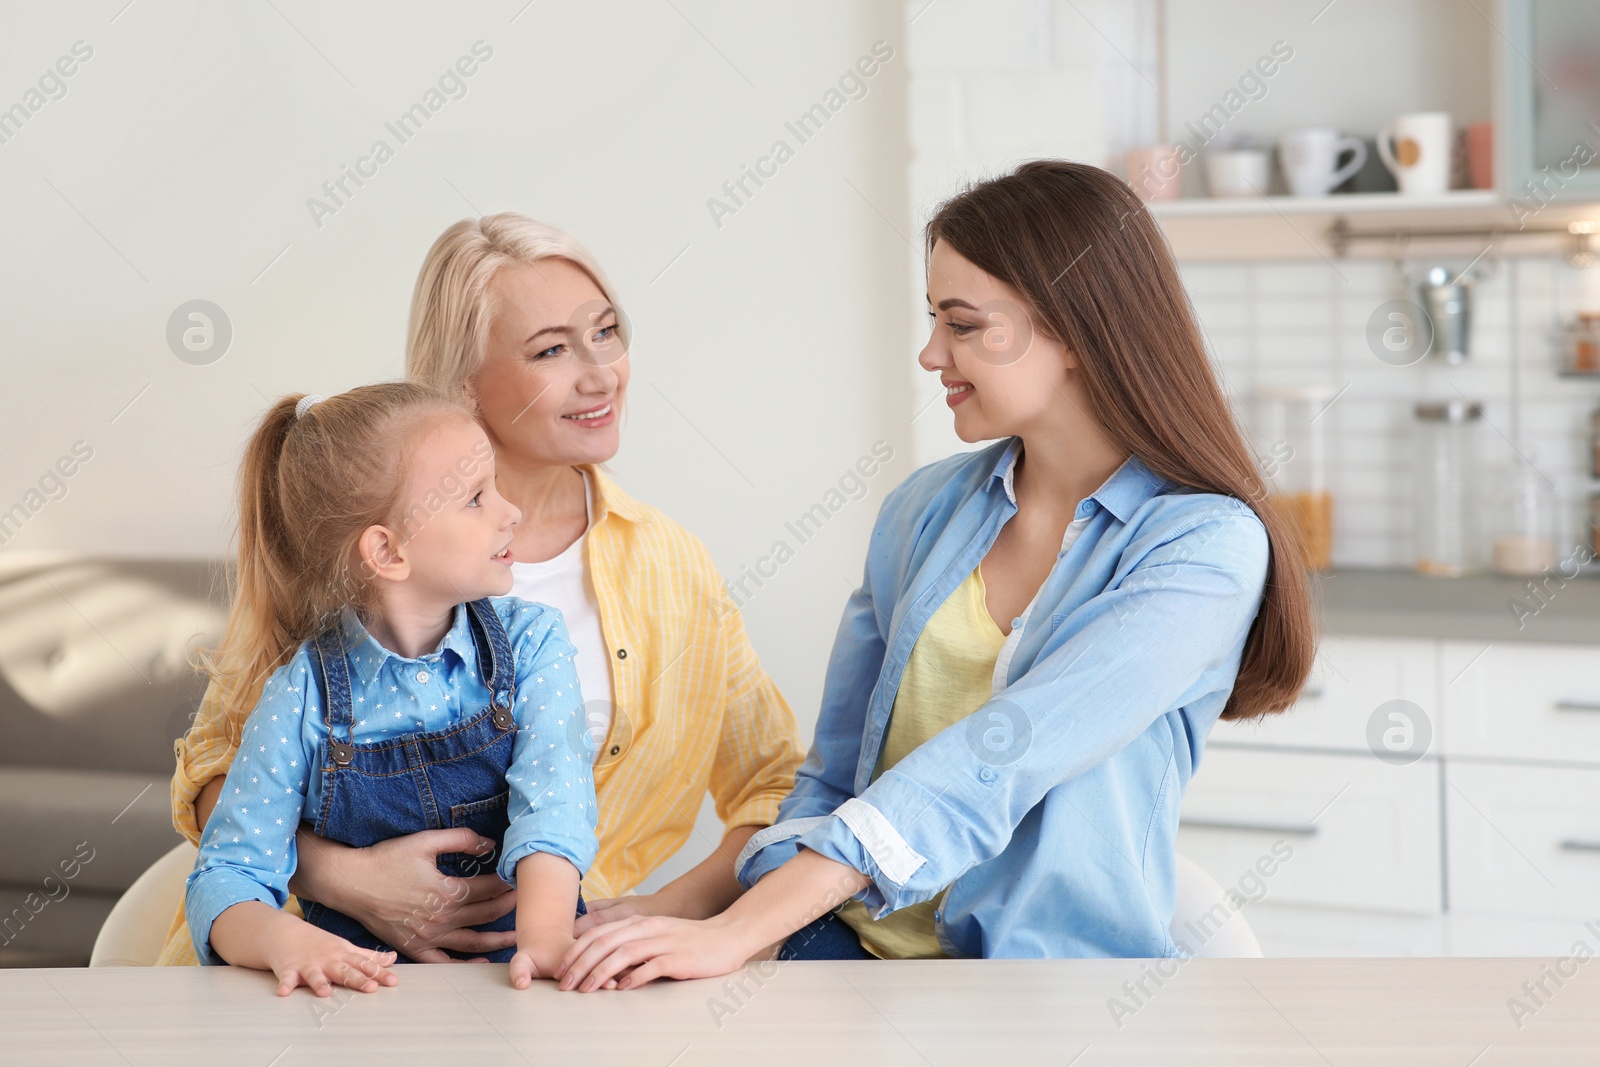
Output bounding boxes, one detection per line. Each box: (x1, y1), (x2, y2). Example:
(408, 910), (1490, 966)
(754, 503), (1270, 917)
(498, 604), (600, 884)
(185, 662), (314, 964)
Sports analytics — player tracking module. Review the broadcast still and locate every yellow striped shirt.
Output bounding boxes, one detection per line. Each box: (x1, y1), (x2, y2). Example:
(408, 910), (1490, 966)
(156, 463), (804, 965)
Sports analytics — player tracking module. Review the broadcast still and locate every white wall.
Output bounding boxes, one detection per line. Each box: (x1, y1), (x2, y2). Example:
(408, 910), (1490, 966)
(0, 1), (915, 881)
(902, 0), (1121, 466)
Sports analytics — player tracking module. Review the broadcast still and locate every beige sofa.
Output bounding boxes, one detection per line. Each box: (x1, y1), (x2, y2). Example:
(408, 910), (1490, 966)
(0, 554), (226, 967)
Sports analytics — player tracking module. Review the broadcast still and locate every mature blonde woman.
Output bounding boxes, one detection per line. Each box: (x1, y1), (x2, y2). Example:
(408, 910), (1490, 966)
(158, 214), (803, 965)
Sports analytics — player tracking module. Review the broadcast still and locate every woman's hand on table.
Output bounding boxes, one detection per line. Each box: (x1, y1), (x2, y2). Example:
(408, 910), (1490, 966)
(556, 847), (869, 991)
(555, 912), (759, 992)
(294, 828), (518, 963)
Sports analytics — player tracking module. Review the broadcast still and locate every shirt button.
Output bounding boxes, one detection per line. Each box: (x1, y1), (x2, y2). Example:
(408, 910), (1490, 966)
(616, 648), (627, 660)
(979, 767), (996, 782)
(416, 670), (430, 684)
(1011, 617), (1022, 630)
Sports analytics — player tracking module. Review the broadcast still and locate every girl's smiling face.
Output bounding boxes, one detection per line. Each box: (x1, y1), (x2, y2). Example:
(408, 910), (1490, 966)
(918, 239), (1076, 443)
(362, 414), (522, 605)
(472, 258), (629, 468)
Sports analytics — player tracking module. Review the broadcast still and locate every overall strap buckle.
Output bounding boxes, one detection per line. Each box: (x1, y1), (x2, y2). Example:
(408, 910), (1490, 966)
(312, 622), (359, 769)
(466, 599), (518, 720)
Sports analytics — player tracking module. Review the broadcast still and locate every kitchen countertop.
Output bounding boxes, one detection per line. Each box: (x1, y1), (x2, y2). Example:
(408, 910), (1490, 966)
(6, 959), (1598, 1064)
(1315, 567), (1600, 645)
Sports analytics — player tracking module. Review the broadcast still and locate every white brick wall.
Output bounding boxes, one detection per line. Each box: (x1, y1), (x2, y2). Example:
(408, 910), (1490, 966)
(904, 0), (1139, 465)
(1184, 256), (1600, 568)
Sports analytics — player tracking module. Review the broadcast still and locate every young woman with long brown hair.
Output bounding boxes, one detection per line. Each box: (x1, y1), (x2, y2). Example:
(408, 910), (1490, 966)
(551, 160), (1315, 988)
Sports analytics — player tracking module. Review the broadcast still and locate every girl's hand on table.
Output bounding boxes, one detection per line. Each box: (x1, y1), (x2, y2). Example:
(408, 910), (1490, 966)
(263, 922), (398, 998)
(510, 928), (618, 990)
(555, 913), (754, 992)
(298, 828), (517, 963)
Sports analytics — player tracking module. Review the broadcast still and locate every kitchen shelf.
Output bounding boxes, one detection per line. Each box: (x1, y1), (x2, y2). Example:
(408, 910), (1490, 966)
(1152, 188), (1600, 263)
(1149, 190), (1502, 219)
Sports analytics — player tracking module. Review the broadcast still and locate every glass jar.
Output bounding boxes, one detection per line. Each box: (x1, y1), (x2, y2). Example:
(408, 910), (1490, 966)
(1254, 387), (1334, 571)
(1561, 313), (1600, 375)
(1414, 399), (1483, 577)
(1490, 454), (1558, 577)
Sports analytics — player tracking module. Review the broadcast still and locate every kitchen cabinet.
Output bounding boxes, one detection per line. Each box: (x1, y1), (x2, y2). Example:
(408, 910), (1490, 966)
(1148, 0), (1600, 262)
(1503, 0), (1600, 200)
(1179, 634), (1600, 955)
(1178, 747), (1442, 914)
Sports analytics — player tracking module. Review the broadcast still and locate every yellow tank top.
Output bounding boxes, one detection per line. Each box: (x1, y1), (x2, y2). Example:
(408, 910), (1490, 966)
(836, 565), (1006, 959)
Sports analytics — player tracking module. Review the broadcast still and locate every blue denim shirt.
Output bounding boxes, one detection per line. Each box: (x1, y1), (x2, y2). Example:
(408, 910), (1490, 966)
(735, 438), (1270, 958)
(186, 597), (598, 963)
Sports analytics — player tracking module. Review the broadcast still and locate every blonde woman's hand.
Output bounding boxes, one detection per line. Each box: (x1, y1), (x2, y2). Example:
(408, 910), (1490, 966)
(295, 828), (517, 963)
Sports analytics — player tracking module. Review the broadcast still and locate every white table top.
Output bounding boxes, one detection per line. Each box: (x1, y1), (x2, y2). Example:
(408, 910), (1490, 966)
(3, 958), (1597, 1065)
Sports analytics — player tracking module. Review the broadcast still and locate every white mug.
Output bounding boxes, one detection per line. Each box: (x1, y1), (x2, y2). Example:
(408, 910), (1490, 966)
(1205, 149), (1269, 198)
(1278, 128), (1367, 197)
(1377, 112), (1452, 195)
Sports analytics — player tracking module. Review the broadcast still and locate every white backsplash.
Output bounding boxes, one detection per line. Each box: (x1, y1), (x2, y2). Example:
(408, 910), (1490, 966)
(1182, 257), (1600, 569)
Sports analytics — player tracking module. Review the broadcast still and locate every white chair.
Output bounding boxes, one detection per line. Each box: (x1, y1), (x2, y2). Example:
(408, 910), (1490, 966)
(89, 842), (196, 967)
(1168, 852), (1263, 958)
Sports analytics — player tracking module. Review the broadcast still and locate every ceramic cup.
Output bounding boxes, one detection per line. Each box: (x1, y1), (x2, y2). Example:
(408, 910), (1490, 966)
(1204, 149), (1269, 197)
(1279, 127), (1367, 197)
(1125, 145), (1183, 201)
(1377, 112), (1453, 195)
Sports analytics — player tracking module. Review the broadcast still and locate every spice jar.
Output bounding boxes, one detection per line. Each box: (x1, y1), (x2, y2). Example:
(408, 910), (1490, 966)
(1254, 387), (1334, 571)
(1491, 455), (1558, 577)
(1562, 312), (1600, 375)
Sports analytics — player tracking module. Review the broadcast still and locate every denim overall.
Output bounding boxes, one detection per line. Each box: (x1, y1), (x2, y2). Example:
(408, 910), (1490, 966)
(296, 598), (584, 963)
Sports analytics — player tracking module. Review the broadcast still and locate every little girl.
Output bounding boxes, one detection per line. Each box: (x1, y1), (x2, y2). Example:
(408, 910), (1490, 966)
(185, 381), (600, 997)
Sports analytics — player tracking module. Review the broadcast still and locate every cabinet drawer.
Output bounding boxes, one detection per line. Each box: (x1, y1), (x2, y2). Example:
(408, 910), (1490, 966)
(1446, 913), (1600, 957)
(1446, 762), (1600, 919)
(1247, 904), (1446, 957)
(1178, 747), (1442, 914)
(1212, 636), (1439, 754)
(1441, 641), (1600, 764)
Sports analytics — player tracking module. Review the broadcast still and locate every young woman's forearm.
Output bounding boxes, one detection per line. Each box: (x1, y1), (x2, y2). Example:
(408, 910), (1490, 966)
(713, 847), (870, 955)
(651, 824), (760, 919)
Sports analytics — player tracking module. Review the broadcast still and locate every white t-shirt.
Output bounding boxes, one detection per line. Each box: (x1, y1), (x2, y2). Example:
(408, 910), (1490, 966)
(506, 469), (614, 762)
